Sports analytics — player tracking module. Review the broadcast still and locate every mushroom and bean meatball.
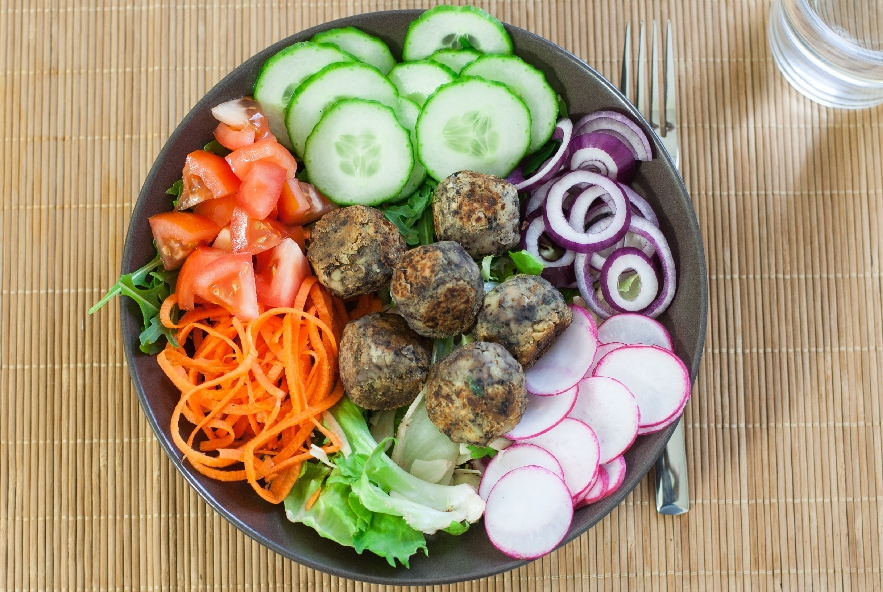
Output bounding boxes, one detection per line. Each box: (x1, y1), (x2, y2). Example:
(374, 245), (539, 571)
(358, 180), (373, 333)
(474, 274), (572, 368)
(390, 241), (484, 338)
(306, 205), (406, 299)
(433, 171), (521, 258)
(338, 312), (433, 410)
(425, 341), (527, 445)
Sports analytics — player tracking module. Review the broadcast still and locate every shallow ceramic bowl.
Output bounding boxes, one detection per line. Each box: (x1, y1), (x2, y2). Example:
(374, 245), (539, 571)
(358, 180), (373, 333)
(121, 9), (707, 586)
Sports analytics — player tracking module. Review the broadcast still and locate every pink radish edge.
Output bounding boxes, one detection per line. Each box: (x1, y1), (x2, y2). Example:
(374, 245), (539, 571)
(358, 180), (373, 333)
(525, 304), (599, 396)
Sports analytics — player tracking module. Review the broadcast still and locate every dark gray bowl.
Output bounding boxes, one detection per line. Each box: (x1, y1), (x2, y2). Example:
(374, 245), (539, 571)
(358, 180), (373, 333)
(121, 9), (707, 586)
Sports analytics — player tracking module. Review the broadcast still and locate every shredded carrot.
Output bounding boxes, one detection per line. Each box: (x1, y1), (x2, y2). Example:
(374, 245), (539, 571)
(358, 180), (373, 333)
(305, 487), (322, 511)
(157, 280), (350, 504)
(348, 293), (384, 321)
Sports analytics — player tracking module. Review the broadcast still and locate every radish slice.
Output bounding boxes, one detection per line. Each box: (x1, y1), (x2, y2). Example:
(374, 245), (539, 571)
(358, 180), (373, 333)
(522, 417), (600, 498)
(593, 345), (690, 428)
(598, 456), (627, 499)
(597, 313), (674, 350)
(525, 305), (598, 395)
(636, 399), (688, 435)
(585, 342), (626, 378)
(569, 377), (640, 464)
(484, 466), (574, 559)
(574, 467), (609, 507)
(478, 443), (564, 500)
(505, 385), (578, 440)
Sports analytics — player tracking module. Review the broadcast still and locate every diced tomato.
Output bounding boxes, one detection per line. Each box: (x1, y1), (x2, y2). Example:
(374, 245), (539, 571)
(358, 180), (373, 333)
(277, 180), (337, 226)
(176, 246), (228, 309)
(148, 211), (221, 270)
(212, 226), (233, 251)
(230, 207), (289, 255)
(225, 139), (298, 180)
(254, 238), (312, 308)
(193, 194), (238, 228)
(236, 160), (287, 220)
(287, 225), (306, 252)
(214, 122), (255, 151)
(177, 151), (242, 210)
(192, 253), (259, 321)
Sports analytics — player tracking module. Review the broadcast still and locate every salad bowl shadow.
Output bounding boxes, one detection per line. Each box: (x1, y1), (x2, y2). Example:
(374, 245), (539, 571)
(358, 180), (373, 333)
(121, 9), (708, 586)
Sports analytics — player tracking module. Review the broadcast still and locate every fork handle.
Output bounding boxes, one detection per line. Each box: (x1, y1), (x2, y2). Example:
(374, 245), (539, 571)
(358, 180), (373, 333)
(654, 418), (689, 514)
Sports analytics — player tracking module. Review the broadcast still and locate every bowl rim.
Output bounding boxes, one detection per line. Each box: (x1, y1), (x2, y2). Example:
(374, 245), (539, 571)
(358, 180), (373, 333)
(121, 8), (708, 585)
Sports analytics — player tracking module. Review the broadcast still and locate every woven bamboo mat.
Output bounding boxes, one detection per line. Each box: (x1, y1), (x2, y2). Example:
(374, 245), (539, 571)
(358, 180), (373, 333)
(3, 0), (883, 590)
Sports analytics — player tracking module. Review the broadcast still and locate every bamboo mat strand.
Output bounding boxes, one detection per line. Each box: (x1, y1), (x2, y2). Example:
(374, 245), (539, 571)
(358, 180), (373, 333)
(3, 0), (883, 590)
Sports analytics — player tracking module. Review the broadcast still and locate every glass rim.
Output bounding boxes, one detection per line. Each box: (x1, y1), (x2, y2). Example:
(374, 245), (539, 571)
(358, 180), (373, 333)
(796, 0), (883, 62)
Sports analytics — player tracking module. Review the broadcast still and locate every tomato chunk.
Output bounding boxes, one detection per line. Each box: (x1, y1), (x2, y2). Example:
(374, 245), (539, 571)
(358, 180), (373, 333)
(214, 122), (255, 151)
(193, 194), (238, 228)
(236, 160), (287, 220)
(176, 246), (228, 309)
(278, 180), (337, 226)
(212, 226), (233, 251)
(226, 139), (298, 180)
(177, 150), (242, 210)
(148, 211), (221, 270)
(254, 238), (312, 308)
(193, 253), (259, 321)
(230, 207), (289, 255)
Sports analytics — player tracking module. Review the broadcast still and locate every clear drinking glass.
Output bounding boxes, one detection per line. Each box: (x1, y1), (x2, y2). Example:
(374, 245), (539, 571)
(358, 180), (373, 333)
(769, 0), (883, 109)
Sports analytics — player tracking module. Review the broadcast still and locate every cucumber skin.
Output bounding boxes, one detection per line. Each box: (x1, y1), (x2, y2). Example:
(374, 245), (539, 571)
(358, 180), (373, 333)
(304, 99), (414, 207)
(403, 5), (513, 61)
(311, 26), (397, 75)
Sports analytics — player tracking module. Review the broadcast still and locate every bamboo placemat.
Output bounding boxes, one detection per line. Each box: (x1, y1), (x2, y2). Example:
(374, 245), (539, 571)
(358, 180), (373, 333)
(3, 0), (883, 590)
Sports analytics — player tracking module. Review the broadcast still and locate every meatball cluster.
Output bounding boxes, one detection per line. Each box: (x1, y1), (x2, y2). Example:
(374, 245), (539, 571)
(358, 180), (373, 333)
(306, 205), (405, 299)
(424, 341), (527, 445)
(338, 312), (433, 410)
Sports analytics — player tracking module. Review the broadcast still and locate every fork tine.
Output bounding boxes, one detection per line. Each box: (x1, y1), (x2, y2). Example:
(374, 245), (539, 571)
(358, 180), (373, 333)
(620, 23), (631, 97)
(636, 21), (646, 117)
(664, 20), (676, 135)
(649, 20), (661, 132)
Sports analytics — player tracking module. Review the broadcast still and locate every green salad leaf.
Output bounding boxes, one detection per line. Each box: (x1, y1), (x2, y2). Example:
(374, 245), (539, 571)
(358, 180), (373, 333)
(381, 180), (437, 246)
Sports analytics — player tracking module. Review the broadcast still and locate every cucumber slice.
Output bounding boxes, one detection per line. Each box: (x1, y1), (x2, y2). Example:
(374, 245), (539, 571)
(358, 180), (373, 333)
(461, 54), (558, 153)
(428, 48), (482, 74)
(312, 26), (397, 75)
(393, 97), (428, 199)
(416, 78), (531, 181)
(285, 62), (399, 158)
(304, 99), (414, 206)
(403, 5), (513, 61)
(387, 60), (457, 107)
(254, 42), (355, 149)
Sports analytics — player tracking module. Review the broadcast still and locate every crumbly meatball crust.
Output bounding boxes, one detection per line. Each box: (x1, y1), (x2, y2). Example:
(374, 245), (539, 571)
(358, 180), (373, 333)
(338, 312), (433, 410)
(425, 341), (527, 445)
(474, 274), (573, 368)
(306, 205), (406, 299)
(390, 241), (484, 338)
(433, 171), (521, 258)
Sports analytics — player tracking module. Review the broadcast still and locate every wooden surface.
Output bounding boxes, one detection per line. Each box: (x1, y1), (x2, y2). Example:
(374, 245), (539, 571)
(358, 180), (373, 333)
(3, 0), (883, 590)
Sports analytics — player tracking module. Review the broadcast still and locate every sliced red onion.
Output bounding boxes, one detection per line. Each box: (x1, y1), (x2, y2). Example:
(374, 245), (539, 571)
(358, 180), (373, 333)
(618, 183), (659, 227)
(524, 176), (560, 221)
(574, 253), (615, 319)
(507, 119), (574, 192)
(567, 185), (609, 231)
(627, 217), (676, 318)
(590, 229), (657, 271)
(523, 216), (576, 269)
(600, 247), (659, 313)
(568, 132), (636, 182)
(541, 265), (576, 288)
(573, 111), (652, 162)
(543, 170), (630, 253)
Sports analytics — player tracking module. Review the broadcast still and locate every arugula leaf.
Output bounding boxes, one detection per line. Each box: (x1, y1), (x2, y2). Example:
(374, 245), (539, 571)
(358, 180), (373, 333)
(618, 271), (642, 299)
(521, 139), (561, 177)
(465, 445), (498, 460)
(480, 256), (496, 281)
(457, 35), (476, 51)
(556, 93), (569, 118)
(89, 252), (180, 353)
(508, 250), (545, 275)
(558, 288), (581, 304)
(165, 179), (184, 208)
(203, 139), (232, 157)
(381, 180), (436, 246)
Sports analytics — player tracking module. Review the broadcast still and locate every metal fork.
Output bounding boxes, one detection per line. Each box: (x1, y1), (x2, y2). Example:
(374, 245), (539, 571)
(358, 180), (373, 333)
(620, 20), (689, 515)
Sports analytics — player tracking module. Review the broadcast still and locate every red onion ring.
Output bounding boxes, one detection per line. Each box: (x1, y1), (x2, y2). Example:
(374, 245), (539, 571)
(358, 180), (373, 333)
(568, 132), (636, 182)
(543, 170), (630, 253)
(626, 217), (676, 318)
(573, 111), (652, 162)
(600, 247), (659, 313)
(574, 253), (616, 319)
(522, 216), (577, 269)
(618, 183), (659, 227)
(507, 119), (574, 192)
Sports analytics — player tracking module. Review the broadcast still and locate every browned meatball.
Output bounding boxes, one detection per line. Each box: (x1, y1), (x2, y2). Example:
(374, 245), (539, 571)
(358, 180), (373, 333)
(338, 312), (433, 410)
(425, 341), (527, 445)
(474, 275), (572, 368)
(306, 205), (406, 299)
(390, 241), (484, 338)
(433, 171), (520, 258)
